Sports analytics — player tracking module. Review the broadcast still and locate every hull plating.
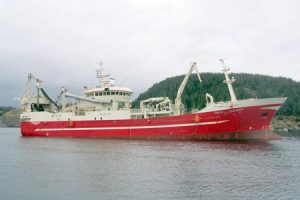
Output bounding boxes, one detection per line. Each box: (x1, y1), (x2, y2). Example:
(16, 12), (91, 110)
(21, 103), (282, 141)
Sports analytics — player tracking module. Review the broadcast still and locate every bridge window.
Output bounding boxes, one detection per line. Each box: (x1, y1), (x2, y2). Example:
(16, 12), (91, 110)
(112, 92), (115, 95)
(99, 92), (103, 96)
(95, 92), (99, 96)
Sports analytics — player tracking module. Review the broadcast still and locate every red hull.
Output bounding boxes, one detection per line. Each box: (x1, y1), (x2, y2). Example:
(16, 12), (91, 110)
(20, 103), (282, 141)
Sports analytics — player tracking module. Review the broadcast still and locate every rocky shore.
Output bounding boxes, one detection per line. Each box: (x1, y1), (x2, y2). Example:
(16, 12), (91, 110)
(271, 116), (300, 136)
(0, 108), (22, 127)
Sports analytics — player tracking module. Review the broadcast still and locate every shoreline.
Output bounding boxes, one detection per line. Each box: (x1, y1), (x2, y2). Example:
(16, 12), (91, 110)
(271, 116), (300, 136)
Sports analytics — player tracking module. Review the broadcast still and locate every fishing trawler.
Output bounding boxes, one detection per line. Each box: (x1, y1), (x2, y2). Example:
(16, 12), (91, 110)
(18, 60), (286, 140)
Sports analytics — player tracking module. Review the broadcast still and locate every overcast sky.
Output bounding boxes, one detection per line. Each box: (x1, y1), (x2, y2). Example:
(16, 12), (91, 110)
(0, 0), (299, 106)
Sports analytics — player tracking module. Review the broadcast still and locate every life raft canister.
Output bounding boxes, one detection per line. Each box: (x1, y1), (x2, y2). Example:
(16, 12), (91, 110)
(69, 120), (74, 128)
(194, 115), (201, 123)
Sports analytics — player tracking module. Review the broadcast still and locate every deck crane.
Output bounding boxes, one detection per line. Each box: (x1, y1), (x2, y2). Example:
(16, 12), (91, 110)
(140, 97), (172, 111)
(174, 62), (202, 115)
(19, 73), (58, 112)
(18, 73), (45, 111)
(24, 73), (42, 106)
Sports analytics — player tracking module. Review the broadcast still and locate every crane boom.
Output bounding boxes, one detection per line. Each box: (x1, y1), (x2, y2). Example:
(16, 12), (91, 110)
(174, 62), (202, 115)
(24, 73), (42, 97)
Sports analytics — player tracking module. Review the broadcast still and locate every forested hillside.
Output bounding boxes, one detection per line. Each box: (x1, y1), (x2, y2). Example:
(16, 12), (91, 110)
(133, 73), (300, 116)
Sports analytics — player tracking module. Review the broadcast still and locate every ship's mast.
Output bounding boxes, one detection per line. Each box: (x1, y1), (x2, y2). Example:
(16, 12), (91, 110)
(96, 61), (111, 88)
(219, 59), (237, 102)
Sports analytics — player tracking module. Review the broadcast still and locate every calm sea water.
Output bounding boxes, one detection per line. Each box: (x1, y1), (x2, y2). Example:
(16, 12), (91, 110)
(0, 128), (299, 200)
